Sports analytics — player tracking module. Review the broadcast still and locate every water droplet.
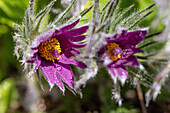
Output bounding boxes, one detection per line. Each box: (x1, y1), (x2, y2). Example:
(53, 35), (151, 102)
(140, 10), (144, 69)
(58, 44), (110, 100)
(56, 66), (62, 71)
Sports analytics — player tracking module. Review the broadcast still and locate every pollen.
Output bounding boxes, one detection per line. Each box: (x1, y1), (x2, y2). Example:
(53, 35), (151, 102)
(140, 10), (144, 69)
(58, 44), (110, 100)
(38, 38), (61, 62)
(105, 42), (121, 61)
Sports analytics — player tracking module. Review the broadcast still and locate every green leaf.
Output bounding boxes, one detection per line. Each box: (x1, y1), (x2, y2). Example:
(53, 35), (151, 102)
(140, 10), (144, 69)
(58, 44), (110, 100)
(80, 0), (110, 25)
(122, 3), (155, 25)
(108, 0), (156, 32)
(54, 0), (76, 25)
(109, 107), (138, 113)
(128, 10), (154, 30)
(138, 0), (157, 28)
(80, 5), (93, 17)
(102, 0), (119, 24)
(126, 66), (153, 86)
(34, 0), (56, 32)
(0, 0), (30, 26)
(0, 24), (9, 35)
(0, 78), (18, 113)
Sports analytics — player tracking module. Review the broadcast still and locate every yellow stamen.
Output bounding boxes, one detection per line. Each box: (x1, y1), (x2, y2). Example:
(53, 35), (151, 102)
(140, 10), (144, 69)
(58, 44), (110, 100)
(38, 38), (61, 62)
(105, 42), (121, 61)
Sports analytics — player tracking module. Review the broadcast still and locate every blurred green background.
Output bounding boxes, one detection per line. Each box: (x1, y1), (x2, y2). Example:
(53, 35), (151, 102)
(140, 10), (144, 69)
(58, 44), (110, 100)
(0, 0), (170, 113)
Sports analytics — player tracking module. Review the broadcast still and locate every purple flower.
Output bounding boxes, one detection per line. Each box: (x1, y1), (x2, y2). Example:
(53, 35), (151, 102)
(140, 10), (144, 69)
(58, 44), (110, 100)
(98, 30), (147, 84)
(27, 19), (88, 92)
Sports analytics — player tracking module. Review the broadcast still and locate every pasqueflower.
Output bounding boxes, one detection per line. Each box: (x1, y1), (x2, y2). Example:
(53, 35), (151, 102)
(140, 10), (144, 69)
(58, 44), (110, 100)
(25, 19), (88, 92)
(98, 30), (147, 84)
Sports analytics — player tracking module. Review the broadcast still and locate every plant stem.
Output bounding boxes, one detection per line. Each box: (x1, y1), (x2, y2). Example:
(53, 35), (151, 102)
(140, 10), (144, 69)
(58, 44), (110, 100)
(136, 80), (147, 113)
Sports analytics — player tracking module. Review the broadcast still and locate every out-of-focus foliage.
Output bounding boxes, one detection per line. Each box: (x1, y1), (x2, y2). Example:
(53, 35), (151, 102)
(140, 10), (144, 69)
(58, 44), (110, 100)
(109, 107), (138, 113)
(80, 0), (109, 24)
(0, 26), (18, 82)
(0, 78), (18, 113)
(0, 0), (29, 26)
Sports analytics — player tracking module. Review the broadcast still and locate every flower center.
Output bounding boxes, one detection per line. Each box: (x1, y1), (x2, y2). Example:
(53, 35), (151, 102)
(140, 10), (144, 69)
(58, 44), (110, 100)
(38, 38), (61, 62)
(105, 43), (122, 61)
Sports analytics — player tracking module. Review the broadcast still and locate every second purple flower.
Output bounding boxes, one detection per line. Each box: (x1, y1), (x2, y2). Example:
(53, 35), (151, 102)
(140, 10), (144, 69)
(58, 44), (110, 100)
(98, 30), (147, 84)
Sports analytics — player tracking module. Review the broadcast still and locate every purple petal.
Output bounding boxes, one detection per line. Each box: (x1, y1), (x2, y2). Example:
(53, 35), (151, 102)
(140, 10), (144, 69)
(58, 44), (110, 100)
(108, 66), (117, 84)
(33, 54), (41, 73)
(69, 35), (86, 42)
(110, 55), (139, 67)
(54, 34), (85, 51)
(58, 54), (87, 68)
(40, 59), (64, 91)
(52, 33), (74, 51)
(107, 30), (147, 47)
(64, 26), (89, 36)
(115, 66), (128, 85)
(108, 65), (128, 85)
(115, 66), (128, 76)
(64, 51), (76, 58)
(120, 47), (143, 59)
(125, 30), (147, 46)
(132, 48), (144, 54)
(54, 62), (74, 88)
(69, 48), (81, 54)
(60, 19), (80, 31)
(110, 59), (127, 67)
(69, 41), (86, 48)
(56, 36), (72, 50)
(123, 55), (139, 66)
(121, 48), (134, 58)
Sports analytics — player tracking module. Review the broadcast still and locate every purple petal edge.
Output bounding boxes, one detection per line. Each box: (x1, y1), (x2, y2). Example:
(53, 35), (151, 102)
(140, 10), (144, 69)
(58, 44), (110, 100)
(58, 54), (87, 68)
(54, 62), (74, 88)
(69, 35), (86, 42)
(33, 54), (41, 73)
(108, 66), (128, 85)
(40, 59), (65, 91)
(60, 18), (80, 31)
(126, 30), (147, 46)
(64, 26), (89, 36)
